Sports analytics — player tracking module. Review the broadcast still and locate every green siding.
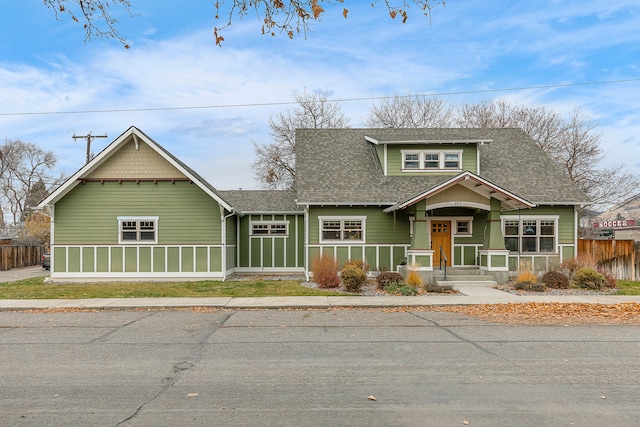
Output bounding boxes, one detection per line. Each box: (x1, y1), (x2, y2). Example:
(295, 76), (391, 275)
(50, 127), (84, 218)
(385, 144), (478, 175)
(501, 206), (575, 244)
(54, 181), (221, 244)
(308, 207), (410, 244)
(237, 214), (304, 269)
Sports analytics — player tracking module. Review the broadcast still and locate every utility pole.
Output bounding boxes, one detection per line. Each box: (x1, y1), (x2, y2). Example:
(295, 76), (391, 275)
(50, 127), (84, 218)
(72, 132), (108, 164)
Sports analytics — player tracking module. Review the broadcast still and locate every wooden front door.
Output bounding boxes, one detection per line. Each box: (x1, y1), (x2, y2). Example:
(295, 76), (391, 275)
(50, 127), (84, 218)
(431, 220), (451, 266)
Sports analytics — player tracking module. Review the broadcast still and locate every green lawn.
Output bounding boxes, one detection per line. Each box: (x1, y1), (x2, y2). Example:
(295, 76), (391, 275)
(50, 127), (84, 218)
(0, 277), (345, 299)
(616, 280), (640, 296)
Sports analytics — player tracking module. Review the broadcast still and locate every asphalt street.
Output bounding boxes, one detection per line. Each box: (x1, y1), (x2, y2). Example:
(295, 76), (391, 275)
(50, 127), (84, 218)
(1, 308), (639, 426)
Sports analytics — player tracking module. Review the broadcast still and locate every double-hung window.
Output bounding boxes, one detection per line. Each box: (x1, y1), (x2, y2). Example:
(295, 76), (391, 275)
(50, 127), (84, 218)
(402, 150), (462, 171)
(503, 218), (556, 253)
(320, 217), (365, 242)
(118, 216), (158, 244)
(251, 221), (288, 236)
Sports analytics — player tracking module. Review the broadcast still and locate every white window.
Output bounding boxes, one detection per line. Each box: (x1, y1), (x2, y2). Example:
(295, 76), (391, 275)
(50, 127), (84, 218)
(503, 218), (556, 253)
(455, 219), (471, 236)
(251, 221), (288, 236)
(118, 216), (159, 244)
(401, 150), (462, 171)
(319, 216), (365, 242)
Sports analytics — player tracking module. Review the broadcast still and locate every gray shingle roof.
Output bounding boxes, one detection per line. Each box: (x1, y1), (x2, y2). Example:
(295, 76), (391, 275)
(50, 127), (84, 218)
(219, 189), (301, 213)
(294, 128), (591, 206)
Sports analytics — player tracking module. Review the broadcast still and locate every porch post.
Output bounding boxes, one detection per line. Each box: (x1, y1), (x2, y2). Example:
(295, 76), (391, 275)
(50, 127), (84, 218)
(411, 199), (429, 250)
(479, 197), (509, 282)
(404, 199), (434, 275)
(484, 197), (506, 250)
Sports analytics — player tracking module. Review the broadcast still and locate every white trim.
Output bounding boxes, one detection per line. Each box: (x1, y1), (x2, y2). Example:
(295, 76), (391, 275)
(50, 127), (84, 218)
(250, 220), (289, 237)
(426, 201), (491, 212)
(501, 215), (560, 254)
(117, 216), (159, 244)
(401, 149), (463, 172)
(318, 215), (367, 244)
(479, 249), (510, 272)
(365, 137), (493, 145)
(233, 267), (305, 274)
(383, 171), (535, 213)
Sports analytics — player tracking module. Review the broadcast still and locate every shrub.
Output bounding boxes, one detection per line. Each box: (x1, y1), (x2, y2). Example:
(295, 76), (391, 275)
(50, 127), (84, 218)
(574, 267), (606, 290)
(514, 281), (547, 292)
(343, 259), (370, 274)
(423, 283), (454, 293)
(311, 254), (340, 289)
(540, 271), (570, 289)
(561, 254), (598, 280)
(515, 259), (538, 285)
(341, 263), (367, 293)
(406, 269), (423, 288)
(376, 271), (404, 289)
(597, 268), (618, 288)
(384, 283), (418, 296)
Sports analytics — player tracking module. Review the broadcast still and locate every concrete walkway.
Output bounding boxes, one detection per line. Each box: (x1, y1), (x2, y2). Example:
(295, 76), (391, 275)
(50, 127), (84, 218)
(1, 286), (639, 311)
(1, 266), (639, 310)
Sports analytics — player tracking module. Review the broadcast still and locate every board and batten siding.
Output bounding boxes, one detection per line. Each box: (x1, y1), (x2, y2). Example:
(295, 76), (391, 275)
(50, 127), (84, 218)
(52, 181), (226, 279)
(308, 207), (411, 271)
(502, 205), (577, 273)
(236, 214), (305, 271)
(384, 144), (478, 175)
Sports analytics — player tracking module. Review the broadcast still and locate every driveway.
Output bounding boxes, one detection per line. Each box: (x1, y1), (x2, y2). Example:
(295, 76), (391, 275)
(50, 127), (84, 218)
(0, 265), (48, 282)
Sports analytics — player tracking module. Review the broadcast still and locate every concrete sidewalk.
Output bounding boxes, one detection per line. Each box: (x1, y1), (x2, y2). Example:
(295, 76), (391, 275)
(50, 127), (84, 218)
(1, 286), (639, 310)
(1, 266), (639, 310)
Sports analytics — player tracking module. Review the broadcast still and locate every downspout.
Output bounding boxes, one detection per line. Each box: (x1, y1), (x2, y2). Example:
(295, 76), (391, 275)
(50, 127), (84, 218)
(304, 205), (310, 281)
(221, 207), (236, 281)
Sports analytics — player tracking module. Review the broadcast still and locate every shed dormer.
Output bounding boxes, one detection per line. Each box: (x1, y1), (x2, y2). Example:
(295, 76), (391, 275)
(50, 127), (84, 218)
(365, 135), (492, 176)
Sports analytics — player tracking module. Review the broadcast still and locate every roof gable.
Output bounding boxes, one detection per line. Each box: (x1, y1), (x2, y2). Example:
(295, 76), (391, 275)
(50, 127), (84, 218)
(39, 126), (233, 211)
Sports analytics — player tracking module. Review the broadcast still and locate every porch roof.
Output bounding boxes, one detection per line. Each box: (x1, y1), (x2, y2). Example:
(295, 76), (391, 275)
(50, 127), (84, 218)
(383, 171), (535, 213)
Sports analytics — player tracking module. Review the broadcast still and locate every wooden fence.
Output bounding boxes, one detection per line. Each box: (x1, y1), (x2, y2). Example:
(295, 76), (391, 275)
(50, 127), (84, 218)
(578, 239), (638, 281)
(0, 246), (44, 271)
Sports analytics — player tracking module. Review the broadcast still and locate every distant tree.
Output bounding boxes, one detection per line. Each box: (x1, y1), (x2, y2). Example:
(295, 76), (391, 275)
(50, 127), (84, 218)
(42, 0), (445, 47)
(252, 90), (350, 189)
(455, 100), (638, 209)
(365, 95), (454, 128)
(18, 211), (51, 246)
(0, 140), (62, 225)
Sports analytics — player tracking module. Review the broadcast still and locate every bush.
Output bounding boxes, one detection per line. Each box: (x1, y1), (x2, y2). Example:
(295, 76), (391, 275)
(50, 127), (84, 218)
(344, 259), (370, 274)
(376, 271), (404, 289)
(514, 281), (547, 292)
(597, 268), (618, 288)
(423, 283), (454, 293)
(406, 270), (423, 287)
(311, 254), (340, 289)
(384, 283), (418, 296)
(574, 267), (606, 290)
(516, 260), (538, 284)
(341, 263), (367, 293)
(561, 255), (598, 280)
(540, 271), (570, 289)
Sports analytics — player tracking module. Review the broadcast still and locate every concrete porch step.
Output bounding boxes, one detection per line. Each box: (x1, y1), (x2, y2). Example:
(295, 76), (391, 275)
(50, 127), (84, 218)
(436, 279), (498, 288)
(433, 267), (497, 288)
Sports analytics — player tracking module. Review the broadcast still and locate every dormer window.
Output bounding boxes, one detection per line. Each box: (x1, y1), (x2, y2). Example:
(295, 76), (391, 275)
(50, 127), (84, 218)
(402, 150), (462, 172)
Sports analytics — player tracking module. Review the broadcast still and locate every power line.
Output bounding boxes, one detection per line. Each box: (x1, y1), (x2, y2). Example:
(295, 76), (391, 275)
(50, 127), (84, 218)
(0, 78), (638, 117)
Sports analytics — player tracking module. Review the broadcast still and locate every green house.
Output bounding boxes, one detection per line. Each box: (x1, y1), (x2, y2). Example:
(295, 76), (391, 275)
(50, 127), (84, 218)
(39, 126), (590, 283)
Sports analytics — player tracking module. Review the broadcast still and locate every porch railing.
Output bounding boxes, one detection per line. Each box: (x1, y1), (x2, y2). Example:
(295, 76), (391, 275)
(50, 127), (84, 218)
(439, 245), (448, 280)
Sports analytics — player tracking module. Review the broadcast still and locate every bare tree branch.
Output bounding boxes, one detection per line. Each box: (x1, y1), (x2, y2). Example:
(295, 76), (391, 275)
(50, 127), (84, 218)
(252, 89), (349, 189)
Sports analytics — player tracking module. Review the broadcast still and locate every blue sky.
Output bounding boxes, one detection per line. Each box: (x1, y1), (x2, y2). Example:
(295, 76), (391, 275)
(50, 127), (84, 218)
(1, 1), (639, 191)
